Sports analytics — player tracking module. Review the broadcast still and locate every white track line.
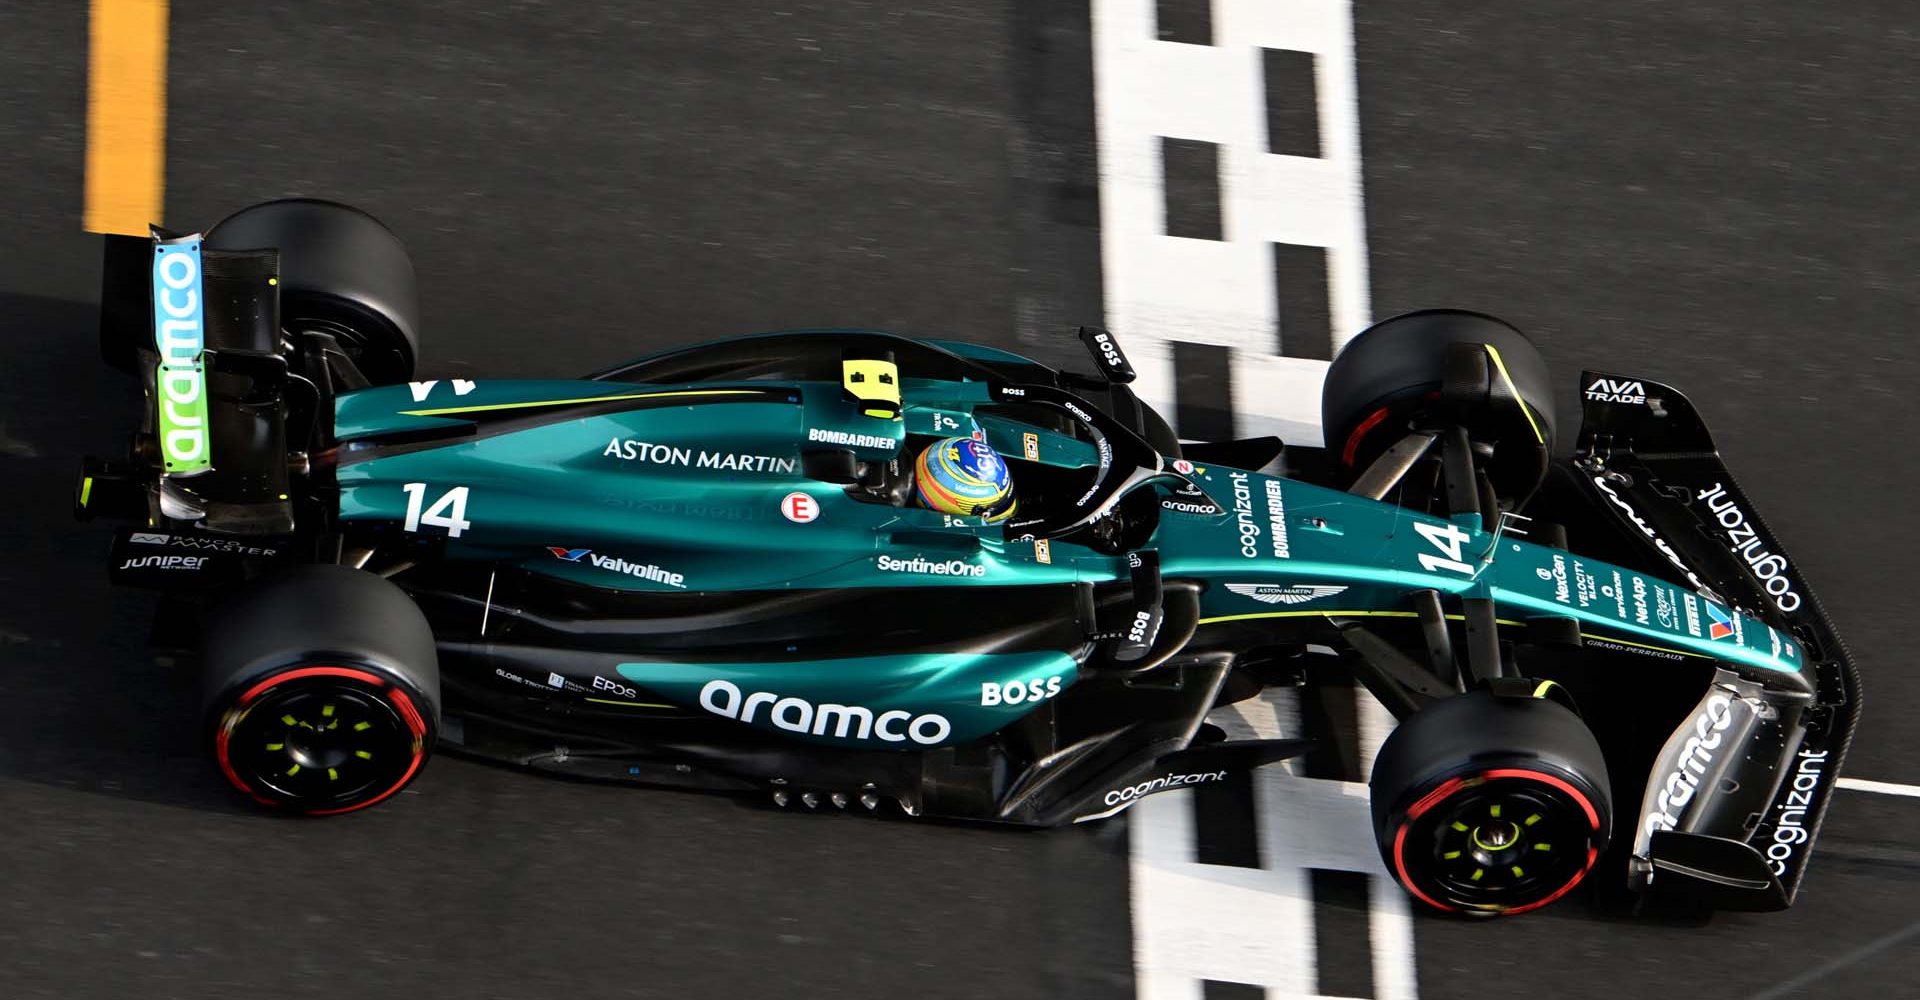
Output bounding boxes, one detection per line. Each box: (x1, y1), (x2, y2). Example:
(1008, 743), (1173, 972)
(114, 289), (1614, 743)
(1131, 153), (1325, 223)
(1837, 777), (1920, 799)
(1097, 0), (1396, 995)
(1094, 0), (1372, 447)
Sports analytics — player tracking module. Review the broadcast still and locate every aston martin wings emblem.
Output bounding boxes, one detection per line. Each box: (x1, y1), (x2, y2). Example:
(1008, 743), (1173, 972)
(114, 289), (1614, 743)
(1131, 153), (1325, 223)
(1224, 583), (1349, 605)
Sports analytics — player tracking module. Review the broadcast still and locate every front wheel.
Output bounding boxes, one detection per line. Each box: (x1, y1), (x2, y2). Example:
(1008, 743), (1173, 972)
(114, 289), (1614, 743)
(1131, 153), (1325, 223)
(201, 565), (440, 815)
(1369, 689), (1612, 916)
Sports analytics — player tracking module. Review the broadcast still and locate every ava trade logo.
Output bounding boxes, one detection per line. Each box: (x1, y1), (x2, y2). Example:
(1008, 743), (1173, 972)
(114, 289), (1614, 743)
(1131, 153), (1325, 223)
(1706, 601), (1737, 641)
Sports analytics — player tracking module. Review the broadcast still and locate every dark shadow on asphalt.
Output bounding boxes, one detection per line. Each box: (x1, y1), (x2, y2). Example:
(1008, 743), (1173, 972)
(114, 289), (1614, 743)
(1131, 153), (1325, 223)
(0, 292), (252, 815)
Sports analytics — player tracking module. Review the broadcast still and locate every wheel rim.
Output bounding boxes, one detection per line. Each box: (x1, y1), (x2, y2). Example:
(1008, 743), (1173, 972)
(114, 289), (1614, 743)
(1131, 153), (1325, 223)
(215, 665), (428, 815)
(1390, 768), (1603, 916)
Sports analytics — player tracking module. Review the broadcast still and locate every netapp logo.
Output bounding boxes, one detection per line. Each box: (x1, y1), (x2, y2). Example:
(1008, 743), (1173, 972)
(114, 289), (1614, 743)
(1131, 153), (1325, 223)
(808, 428), (894, 449)
(876, 554), (985, 577)
(1103, 770), (1229, 806)
(698, 679), (951, 745)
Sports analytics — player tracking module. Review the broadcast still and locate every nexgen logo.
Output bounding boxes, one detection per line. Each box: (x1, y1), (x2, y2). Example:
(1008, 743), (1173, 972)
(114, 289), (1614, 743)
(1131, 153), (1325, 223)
(1585, 378), (1647, 404)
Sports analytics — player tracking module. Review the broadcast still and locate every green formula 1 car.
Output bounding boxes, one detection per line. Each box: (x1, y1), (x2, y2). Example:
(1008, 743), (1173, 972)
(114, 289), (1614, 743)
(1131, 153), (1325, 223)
(76, 199), (1858, 917)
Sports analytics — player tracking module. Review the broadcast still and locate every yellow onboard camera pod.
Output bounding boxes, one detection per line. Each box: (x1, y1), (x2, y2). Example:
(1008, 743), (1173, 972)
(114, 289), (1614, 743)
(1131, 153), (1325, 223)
(841, 356), (901, 420)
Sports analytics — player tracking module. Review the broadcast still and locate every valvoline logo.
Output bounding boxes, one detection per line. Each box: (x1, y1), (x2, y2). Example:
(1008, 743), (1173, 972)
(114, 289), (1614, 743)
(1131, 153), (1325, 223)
(1706, 601), (1736, 641)
(548, 547), (591, 562)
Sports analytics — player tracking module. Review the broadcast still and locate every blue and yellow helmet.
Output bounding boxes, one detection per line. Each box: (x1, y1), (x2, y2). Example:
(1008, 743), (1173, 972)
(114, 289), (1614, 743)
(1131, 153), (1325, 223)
(914, 436), (1015, 522)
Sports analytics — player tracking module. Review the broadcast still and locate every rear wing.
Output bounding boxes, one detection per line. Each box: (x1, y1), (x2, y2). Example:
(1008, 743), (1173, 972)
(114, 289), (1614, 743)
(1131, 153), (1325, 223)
(84, 230), (296, 534)
(1572, 370), (1861, 909)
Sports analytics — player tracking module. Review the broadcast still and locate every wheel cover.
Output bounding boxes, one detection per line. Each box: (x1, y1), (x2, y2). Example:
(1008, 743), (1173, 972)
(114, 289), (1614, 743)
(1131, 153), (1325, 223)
(215, 665), (428, 815)
(1390, 768), (1603, 916)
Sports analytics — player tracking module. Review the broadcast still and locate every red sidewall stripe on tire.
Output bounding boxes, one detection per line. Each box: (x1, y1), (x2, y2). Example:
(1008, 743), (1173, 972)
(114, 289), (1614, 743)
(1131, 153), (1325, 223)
(1340, 406), (1392, 467)
(215, 664), (428, 815)
(1391, 766), (1605, 915)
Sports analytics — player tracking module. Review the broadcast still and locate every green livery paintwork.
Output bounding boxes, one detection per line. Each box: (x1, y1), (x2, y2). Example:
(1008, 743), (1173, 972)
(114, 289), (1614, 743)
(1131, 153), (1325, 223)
(333, 354), (1802, 748)
(615, 651), (1078, 747)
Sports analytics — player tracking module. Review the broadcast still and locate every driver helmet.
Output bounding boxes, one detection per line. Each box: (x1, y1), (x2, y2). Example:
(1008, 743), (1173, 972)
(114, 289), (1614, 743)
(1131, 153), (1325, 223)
(914, 436), (1015, 522)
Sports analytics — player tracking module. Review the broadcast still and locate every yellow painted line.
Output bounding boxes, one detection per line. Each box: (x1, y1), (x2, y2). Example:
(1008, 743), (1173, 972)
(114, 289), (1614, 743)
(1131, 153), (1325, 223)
(1198, 609), (1524, 627)
(1483, 344), (1545, 446)
(84, 0), (169, 235)
(399, 389), (761, 418)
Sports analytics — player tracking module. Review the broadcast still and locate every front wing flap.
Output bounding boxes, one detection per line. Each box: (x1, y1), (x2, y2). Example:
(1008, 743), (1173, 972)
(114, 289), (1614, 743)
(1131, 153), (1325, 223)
(1573, 370), (1861, 909)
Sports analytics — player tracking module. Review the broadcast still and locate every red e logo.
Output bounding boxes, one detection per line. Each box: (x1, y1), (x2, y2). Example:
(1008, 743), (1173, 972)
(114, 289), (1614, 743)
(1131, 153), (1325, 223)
(781, 492), (819, 523)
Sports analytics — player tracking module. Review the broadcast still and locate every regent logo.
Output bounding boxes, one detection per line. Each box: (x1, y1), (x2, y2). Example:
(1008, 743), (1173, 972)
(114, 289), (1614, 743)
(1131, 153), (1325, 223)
(1585, 377), (1648, 404)
(1104, 769), (1229, 806)
(548, 547), (686, 588)
(118, 555), (207, 572)
(808, 427), (894, 449)
(603, 438), (798, 475)
(1223, 583), (1347, 605)
(152, 241), (210, 474)
(876, 554), (985, 577)
(980, 675), (1064, 706)
(698, 679), (951, 744)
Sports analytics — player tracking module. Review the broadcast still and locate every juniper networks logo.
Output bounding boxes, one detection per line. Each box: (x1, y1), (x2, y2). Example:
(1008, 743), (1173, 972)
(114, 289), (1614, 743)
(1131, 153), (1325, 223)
(547, 546), (687, 588)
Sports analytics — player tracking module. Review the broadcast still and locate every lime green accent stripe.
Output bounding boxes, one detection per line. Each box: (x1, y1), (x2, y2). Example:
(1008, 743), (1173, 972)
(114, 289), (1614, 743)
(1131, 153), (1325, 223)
(1532, 679), (1560, 699)
(1579, 632), (1707, 659)
(1200, 610), (1708, 661)
(1483, 343), (1545, 446)
(400, 388), (760, 418)
(1198, 609), (1524, 627)
(80, 477), (94, 507)
(584, 697), (675, 709)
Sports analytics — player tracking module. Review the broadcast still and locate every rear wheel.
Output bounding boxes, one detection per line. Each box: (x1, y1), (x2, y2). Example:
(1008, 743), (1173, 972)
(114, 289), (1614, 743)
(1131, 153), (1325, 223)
(205, 198), (421, 385)
(1370, 689), (1611, 916)
(202, 565), (439, 815)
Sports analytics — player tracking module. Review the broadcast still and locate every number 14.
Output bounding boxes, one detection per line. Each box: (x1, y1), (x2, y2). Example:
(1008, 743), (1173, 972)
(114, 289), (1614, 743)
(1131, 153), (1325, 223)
(401, 482), (473, 538)
(1414, 520), (1475, 576)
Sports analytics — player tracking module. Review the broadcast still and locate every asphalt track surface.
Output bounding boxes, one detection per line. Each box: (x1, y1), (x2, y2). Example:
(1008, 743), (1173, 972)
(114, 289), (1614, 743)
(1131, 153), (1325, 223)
(2, 1), (1916, 998)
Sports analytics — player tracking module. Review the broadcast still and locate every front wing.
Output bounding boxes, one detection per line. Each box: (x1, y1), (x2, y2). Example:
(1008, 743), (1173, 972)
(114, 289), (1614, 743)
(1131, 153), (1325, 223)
(1574, 371), (1861, 909)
